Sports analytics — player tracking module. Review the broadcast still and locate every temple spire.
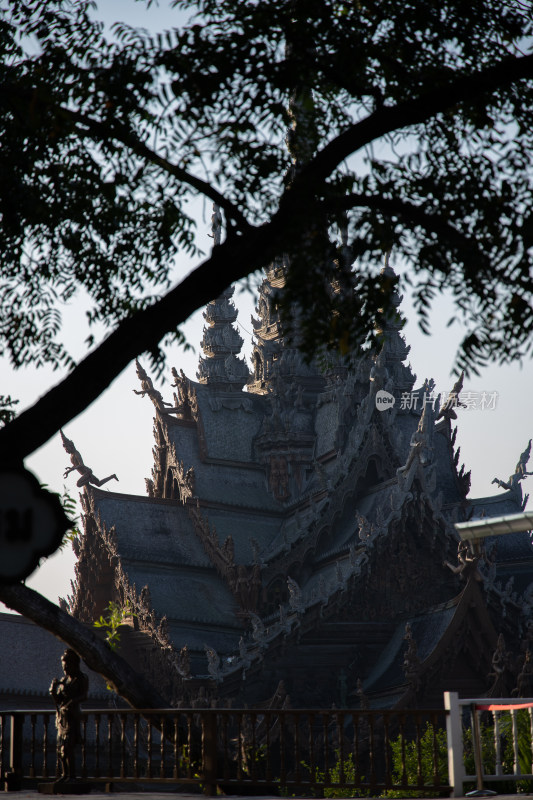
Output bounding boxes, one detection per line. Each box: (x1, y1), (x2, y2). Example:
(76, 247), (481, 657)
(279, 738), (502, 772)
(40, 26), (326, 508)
(196, 206), (249, 390)
(375, 256), (416, 394)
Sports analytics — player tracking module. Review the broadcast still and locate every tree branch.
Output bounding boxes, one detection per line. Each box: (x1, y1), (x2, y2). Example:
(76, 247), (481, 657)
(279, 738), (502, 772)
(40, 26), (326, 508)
(1, 83), (249, 232)
(323, 192), (489, 271)
(0, 582), (167, 709)
(293, 52), (533, 192)
(67, 110), (250, 232)
(2, 52), (531, 462)
(0, 221), (290, 461)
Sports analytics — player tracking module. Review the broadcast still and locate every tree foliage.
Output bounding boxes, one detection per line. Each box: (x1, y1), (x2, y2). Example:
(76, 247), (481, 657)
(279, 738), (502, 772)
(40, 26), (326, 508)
(0, 0), (533, 707)
(0, 0), (532, 403)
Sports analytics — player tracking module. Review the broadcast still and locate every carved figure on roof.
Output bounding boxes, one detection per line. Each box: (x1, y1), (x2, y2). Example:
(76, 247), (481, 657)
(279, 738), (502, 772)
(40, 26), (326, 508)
(250, 612), (266, 645)
(61, 430), (118, 488)
(177, 645), (191, 679)
(184, 466), (195, 497)
(134, 360), (170, 412)
(443, 540), (482, 582)
(436, 371), (466, 420)
(139, 584), (152, 613)
(500, 576), (517, 614)
(356, 512), (373, 541)
(287, 576), (304, 613)
(236, 564), (253, 609)
(514, 649), (533, 698)
(487, 633), (510, 696)
(157, 616), (170, 646)
(205, 645), (222, 682)
(492, 439), (533, 493)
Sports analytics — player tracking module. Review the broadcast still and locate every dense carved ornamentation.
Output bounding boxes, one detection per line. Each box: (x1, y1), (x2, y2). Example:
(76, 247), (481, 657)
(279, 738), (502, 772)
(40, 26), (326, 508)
(69, 259), (533, 710)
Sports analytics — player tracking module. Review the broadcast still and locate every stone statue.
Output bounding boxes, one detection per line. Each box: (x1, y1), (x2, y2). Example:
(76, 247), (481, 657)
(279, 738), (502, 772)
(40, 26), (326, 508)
(49, 649), (89, 781)
(61, 430), (118, 488)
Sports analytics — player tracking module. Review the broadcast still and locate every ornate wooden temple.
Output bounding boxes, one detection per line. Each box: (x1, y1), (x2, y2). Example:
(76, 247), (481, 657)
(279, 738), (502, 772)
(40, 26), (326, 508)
(64, 255), (533, 710)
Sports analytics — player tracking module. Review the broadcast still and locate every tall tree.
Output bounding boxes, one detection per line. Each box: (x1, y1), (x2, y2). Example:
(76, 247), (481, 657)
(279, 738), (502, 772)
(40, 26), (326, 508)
(0, 0), (532, 704)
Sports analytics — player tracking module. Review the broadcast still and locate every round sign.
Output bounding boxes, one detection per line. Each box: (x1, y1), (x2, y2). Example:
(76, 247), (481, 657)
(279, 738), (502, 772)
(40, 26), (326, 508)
(0, 466), (70, 583)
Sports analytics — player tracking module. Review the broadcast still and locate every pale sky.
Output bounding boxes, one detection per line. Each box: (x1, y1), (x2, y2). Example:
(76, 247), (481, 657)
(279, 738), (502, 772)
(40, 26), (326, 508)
(2, 0), (532, 609)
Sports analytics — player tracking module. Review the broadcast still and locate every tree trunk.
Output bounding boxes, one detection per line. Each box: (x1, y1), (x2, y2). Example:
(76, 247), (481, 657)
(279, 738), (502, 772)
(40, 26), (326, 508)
(0, 582), (168, 709)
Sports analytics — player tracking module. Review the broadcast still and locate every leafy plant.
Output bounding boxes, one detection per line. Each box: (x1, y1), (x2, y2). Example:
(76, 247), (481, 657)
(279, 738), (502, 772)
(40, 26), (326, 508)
(383, 723), (449, 798)
(303, 749), (363, 799)
(93, 600), (134, 651)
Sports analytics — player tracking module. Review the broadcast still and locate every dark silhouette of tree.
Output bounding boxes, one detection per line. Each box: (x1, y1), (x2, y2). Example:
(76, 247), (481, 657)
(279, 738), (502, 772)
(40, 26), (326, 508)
(1, 0), (532, 706)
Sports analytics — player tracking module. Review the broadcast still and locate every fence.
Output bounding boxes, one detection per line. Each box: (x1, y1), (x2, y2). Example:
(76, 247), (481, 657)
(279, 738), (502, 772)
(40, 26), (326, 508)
(445, 691), (533, 797)
(0, 706), (449, 795)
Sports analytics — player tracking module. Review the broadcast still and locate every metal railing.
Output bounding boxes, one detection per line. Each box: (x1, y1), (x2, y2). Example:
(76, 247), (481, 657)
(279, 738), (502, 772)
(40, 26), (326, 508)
(0, 706), (449, 795)
(445, 691), (533, 797)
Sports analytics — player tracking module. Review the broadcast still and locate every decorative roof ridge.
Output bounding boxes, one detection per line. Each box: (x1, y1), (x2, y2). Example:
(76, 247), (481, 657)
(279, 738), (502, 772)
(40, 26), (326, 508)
(118, 556), (212, 572)
(91, 488), (183, 505)
(469, 490), (523, 506)
(187, 496), (286, 514)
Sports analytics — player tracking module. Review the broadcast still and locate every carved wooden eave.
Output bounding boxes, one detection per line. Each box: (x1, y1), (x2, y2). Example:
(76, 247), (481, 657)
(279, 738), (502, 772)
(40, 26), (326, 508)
(188, 501), (262, 614)
(67, 487), (117, 622)
(144, 410), (197, 502)
(389, 577), (500, 710)
(259, 410), (406, 587)
(73, 487), (192, 701)
(197, 466), (463, 699)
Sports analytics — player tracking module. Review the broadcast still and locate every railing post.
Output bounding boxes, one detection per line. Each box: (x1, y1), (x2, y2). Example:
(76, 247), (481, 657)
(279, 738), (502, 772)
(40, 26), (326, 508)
(201, 711), (218, 797)
(6, 714), (24, 791)
(444, 691), (465, 797)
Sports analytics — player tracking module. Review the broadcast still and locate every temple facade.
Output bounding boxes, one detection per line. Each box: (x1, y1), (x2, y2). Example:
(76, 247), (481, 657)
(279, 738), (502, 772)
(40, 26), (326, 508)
(65, 258), (533, 710)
